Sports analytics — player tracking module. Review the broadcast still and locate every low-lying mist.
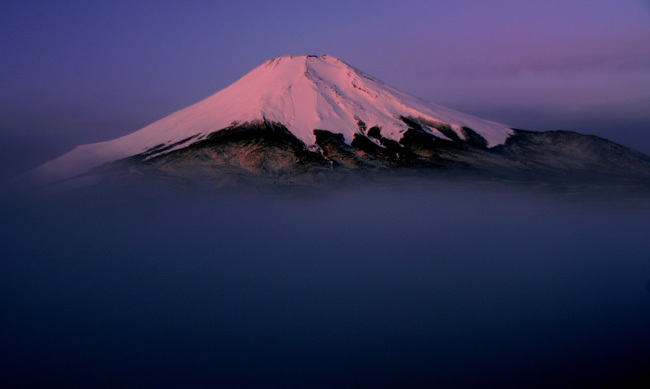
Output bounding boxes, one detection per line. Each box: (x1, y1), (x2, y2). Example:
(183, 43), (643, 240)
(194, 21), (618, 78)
(1, 179), (649, 387)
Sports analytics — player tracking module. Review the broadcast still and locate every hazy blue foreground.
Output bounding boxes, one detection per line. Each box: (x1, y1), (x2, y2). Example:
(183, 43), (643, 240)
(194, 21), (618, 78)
(1, 179), (649, 387)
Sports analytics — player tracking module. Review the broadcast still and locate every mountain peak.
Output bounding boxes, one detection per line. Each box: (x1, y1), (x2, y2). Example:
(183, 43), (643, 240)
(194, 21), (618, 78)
(226, 53), (512, 145)
(264, 54), (332, 64)
(29, 55), (515, 183)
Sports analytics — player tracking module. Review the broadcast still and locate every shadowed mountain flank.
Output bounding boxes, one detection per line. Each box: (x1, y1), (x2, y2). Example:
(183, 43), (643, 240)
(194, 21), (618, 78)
(96, 121), (650, 191)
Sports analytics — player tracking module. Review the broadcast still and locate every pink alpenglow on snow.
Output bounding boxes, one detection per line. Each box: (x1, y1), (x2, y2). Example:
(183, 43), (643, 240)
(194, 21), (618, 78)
(30, 55), (513, 183)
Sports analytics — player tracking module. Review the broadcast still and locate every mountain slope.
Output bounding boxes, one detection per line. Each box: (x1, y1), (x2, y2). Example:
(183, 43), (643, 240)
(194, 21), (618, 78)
(29, 55), (513, 184)
(111, 119), (648, 193)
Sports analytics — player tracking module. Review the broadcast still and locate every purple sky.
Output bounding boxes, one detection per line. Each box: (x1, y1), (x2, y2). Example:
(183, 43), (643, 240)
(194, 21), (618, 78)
(1, 0), (649, 179)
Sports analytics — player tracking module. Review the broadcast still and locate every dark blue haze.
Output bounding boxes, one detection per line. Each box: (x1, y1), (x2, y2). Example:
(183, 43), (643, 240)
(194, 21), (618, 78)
(1, 181), (649, 387)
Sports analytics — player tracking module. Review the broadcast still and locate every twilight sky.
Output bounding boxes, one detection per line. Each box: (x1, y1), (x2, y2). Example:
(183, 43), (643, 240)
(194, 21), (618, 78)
(1, 0), (650, 180)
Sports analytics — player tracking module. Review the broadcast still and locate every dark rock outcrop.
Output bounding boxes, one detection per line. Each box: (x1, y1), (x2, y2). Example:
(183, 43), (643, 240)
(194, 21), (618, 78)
(101, 120), (650, 189)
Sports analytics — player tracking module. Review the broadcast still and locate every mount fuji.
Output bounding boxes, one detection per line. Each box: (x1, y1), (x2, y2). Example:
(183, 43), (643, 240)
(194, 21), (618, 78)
(26, 54), (650, 189)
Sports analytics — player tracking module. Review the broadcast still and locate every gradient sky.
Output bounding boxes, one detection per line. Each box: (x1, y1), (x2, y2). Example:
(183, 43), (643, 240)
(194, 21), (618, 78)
(1, 0), (650, 180)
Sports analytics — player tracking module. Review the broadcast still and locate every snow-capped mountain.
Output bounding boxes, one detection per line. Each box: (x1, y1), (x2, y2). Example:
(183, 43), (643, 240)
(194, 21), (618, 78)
(26, 55), (650, 188)
(30, 55), (513, 183)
